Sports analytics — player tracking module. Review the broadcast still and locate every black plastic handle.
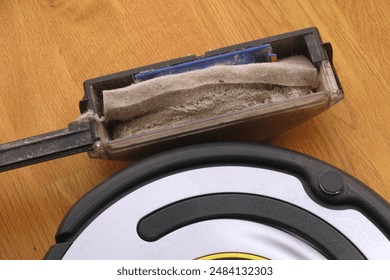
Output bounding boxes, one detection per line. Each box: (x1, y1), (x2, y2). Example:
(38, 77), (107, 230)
(0, 122), (94, 172)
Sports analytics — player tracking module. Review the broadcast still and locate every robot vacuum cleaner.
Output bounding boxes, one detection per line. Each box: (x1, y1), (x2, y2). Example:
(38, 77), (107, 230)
(45, 143), (390, 260)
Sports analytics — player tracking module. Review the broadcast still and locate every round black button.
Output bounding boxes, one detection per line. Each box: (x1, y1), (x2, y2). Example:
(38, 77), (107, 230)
(319, 171), (344, 195)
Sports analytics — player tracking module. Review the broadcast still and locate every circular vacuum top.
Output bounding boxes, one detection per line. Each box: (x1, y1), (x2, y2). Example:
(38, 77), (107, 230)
(45, 143), (390, 260)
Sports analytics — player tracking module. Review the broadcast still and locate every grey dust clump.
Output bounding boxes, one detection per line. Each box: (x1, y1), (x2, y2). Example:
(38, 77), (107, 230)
(102, 55), (318, 138)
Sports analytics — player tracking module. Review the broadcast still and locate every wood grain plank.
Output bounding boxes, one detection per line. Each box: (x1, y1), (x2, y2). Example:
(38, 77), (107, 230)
(0, 0), (389, 259)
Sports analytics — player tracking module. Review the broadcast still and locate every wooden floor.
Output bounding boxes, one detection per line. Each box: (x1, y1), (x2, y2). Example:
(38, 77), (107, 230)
(0, 0), (389, 259)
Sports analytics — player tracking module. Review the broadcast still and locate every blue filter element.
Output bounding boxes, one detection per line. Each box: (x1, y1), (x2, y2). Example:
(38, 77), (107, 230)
(134, 44), (277, 82)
